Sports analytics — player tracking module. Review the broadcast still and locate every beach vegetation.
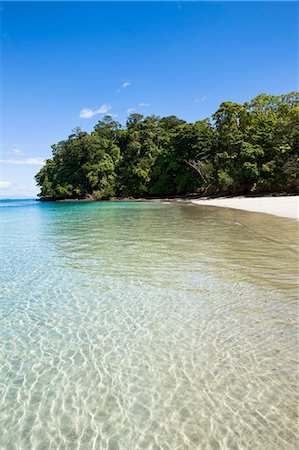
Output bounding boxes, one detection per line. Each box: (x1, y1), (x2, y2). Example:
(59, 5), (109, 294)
(35, 92), (299, 199)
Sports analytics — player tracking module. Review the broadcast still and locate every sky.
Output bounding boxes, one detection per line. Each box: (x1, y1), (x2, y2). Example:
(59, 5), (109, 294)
(1, 1), (298, 198)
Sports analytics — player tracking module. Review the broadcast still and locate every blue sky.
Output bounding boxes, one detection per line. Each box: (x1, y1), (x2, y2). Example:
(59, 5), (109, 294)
(1, 1), (298, 198)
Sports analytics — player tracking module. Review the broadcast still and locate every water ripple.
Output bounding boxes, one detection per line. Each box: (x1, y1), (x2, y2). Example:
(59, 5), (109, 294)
(0, 201), (298, 449)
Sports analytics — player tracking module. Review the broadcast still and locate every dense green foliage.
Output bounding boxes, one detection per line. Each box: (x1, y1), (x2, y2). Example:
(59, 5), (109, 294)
(36, 93), (299, 199)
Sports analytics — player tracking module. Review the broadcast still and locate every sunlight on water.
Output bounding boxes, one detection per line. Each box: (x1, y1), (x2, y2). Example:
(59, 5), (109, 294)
(0, 200), (298, 449)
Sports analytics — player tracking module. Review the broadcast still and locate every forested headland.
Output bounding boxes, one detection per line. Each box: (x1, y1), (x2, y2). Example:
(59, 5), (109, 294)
(35, 92), (299, 200)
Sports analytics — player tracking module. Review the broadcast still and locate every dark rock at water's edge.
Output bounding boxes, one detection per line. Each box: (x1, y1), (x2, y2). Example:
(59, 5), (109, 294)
(36, 187), (299, 203)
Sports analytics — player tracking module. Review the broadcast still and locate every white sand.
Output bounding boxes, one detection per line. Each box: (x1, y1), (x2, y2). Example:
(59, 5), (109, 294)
(190, 196), (299, 220)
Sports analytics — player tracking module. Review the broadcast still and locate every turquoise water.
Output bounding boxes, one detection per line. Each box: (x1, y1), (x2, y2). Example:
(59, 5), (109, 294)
(0, 199), (298, 450)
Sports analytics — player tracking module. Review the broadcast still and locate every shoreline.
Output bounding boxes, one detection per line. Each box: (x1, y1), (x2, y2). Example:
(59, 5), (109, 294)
(189, 195), (299, 220)
(37, 193), (299, 220)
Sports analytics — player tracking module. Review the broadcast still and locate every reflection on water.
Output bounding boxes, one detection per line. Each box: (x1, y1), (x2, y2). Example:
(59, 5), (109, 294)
(0, 200), (298, 449)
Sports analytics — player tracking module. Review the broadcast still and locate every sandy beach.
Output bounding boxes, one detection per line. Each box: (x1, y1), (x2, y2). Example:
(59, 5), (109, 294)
(190, 195), (299, 220)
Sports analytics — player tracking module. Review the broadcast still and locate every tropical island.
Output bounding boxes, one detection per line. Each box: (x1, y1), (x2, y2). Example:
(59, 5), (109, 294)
(3, 1), (299, 447)
(35, 92), (298, 201)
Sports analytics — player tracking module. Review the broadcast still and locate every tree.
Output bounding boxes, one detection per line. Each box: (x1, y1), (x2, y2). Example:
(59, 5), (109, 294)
(36, 92), (299, 200)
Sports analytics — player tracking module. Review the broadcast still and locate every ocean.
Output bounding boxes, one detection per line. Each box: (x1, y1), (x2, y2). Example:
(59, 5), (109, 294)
(0, 199), (298, 449)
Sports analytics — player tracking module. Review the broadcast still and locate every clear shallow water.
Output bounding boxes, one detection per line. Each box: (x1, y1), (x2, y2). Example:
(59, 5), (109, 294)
(0, 199), (298, 450)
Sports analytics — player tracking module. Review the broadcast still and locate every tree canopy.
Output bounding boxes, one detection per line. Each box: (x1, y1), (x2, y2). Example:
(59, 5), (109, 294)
(36, 92), (299, 199)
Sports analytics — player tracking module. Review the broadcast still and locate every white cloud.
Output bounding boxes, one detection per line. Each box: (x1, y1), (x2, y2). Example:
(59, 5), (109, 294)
(0, 181), (11, 189)
(0, 158), (45, 165)
(0, 181), (39, 198)
(116, 80), (131, 93)
(12, 148), (24, 156)
(80, 103), (112, 119)
(201, 96), (207, 101)
(127, 108), (135, 115)
(195, 96), (207, 103)
(139, 102), (150, 107)
(80, 109), (96, 119)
